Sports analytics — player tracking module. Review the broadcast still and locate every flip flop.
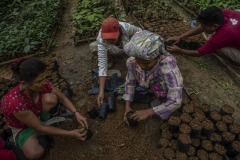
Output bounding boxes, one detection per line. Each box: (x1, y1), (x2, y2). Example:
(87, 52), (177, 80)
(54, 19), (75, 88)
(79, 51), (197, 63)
(45, 116), (66, 126)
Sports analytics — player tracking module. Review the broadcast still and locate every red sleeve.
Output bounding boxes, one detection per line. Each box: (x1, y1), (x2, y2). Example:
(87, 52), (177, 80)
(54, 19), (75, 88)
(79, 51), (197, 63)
(198, 31), (232, 55)
(41, 80), (53, 94)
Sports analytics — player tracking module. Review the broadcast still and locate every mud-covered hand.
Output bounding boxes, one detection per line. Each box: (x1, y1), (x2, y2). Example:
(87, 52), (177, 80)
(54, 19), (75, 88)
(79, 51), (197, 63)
(97, 92), (104, 106)
(70, 128), (87, 140)
(167, 45), (182, 53)
(132, 108), (154, 121)
(75, 112), (88, 129)
(166, 36), (181, 44)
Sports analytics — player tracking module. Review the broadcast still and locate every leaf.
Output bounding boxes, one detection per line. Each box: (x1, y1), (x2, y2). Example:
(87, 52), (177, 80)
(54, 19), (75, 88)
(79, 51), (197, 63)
(30, 41), (41, 45)
(24, 45), (31, 53)
(87, 15), (95, 22)
(24, 38), (29, 45)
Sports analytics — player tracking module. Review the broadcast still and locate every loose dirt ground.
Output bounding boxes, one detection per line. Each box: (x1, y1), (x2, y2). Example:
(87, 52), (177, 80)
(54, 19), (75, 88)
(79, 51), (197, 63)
(0, 0), (240, 159)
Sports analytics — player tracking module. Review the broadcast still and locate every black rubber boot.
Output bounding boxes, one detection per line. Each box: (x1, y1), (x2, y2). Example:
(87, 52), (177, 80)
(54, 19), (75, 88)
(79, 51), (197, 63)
(87, 82), (100, 95)
(107, 96), (116, 112)
(98, 103), (108, 119)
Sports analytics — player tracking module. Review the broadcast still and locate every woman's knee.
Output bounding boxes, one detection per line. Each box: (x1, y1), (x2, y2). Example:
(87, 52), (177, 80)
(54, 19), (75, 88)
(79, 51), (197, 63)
(42, 93), (58, 111)
(24, 145), (44, 160)
(22, 135), (45, 160)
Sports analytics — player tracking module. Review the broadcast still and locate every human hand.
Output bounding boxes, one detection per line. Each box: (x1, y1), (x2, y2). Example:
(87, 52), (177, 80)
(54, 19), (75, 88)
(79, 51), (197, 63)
(97, 92), (104, 106)
(75, 112), (88, 129)
(166, 36), (181, 44)
(70, 128), (87, 140)
(132, 109), (154, 121)
(167, 45), (182, 53)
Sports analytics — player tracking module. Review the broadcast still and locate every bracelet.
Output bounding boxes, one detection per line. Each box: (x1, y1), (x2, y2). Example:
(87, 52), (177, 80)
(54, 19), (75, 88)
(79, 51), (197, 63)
(73, 111), (79, 115)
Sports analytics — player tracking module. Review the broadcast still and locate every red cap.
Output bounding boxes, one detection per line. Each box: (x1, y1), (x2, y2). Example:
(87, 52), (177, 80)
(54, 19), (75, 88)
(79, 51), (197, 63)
(101, 17), (120, 40)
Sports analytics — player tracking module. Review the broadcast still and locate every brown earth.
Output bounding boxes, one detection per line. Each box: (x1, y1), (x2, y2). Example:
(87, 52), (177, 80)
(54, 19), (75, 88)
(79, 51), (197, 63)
(0, 0), (240, 159)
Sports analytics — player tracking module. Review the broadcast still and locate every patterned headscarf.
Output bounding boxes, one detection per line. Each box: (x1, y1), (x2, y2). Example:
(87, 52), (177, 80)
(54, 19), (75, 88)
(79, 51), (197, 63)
(124, 30), (168, 60)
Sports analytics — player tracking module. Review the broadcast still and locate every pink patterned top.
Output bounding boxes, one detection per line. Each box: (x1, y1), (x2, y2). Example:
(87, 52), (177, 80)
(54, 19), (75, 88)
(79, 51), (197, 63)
(1, 80), (52, 129)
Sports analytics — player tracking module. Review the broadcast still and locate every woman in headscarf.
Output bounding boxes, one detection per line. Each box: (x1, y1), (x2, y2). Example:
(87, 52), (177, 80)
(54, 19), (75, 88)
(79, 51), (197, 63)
(114, 30), (183, 124)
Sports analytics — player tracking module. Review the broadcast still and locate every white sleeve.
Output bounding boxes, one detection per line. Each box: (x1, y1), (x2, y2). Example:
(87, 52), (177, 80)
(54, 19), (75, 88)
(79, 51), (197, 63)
(120, 22), (142, 37)
(97, 30), (108, 76)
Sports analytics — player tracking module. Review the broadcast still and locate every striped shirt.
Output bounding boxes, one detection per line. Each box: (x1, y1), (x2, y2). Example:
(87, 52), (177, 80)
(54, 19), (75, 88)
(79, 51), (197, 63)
(123, 55), (183, 119)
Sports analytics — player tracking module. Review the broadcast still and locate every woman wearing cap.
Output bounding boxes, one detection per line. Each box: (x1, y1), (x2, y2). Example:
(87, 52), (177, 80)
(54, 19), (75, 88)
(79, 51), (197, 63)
(89, 16), (142, 106)
(114, 30), (183, 123)
(1, 58), (88, 159)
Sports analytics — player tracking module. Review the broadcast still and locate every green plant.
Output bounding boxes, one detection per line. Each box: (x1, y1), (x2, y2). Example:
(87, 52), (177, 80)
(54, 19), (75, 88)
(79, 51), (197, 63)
(180, 0), (240, 14)
(0, 0), (62, 59)
(72, 0), (118, 37)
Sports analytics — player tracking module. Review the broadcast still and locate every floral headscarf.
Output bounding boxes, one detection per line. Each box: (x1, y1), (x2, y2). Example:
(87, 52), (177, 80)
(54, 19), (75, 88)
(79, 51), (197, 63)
(124, 30), (168, 60)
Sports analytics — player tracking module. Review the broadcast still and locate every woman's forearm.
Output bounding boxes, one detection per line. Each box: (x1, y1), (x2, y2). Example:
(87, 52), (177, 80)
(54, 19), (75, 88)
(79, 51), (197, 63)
(179, 25), (203, 39)
(99, 76), (106, 93)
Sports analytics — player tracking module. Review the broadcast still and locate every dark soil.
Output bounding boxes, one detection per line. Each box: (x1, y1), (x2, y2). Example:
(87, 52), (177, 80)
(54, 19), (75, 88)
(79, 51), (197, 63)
(222, 131), (235, 144)
(190, 119), (202, 130)
(202, 120), (214, 130)
(215, 121), (228, 133)
(179, 123), (191, 134)
(190, 119), (202, 138)
(191, 138), (201, 148)
(229, 124), (240, 135)
(180, 113), (192, 123)
(192, 110), (205, 122)
(178, 134), (191, 145)
(214, 144), (226, 155)
(169, 139), (178, 151)
(158, 138), (169, 148)
(236, 155), (240, 160)
(209, 153), (223, 160)
(168, 116), (181, 126)
(209, 111), (222, 123)
(183, 104), (194, 114)
(209, 133), (222, 144)
(220, 104), (235, 115)
(197, 149), (209, 160)
(201, 140), (213, 152)
(198, 104), (210, 116)
(187, 146), (196, 156)
(168, 116), (181, 132)
(161, 128), (173, 140)
(163, 147), (175, 160)
(222, 115), (234, 124)
(227, 141), (240, 157)
(176, 151), (188, 160)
